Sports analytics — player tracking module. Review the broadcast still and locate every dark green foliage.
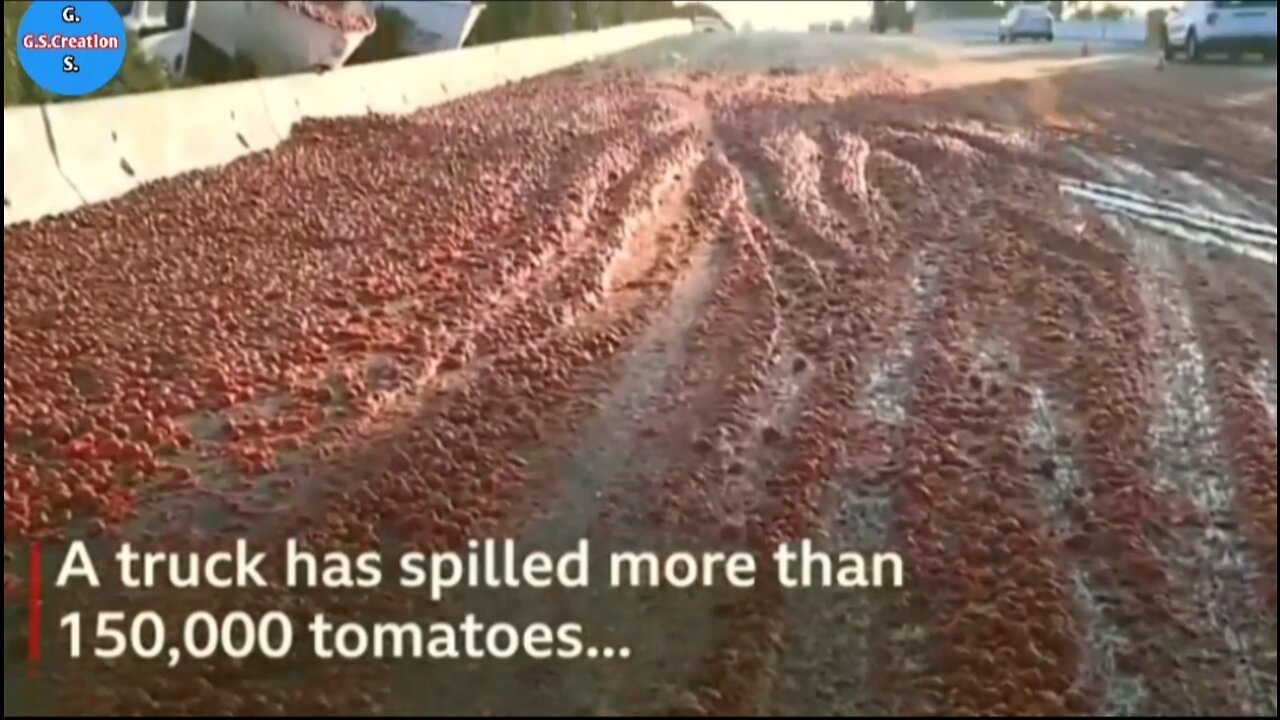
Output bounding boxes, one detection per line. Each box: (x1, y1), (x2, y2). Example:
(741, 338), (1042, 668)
(467, 1), (535, 45)
(524, 0), (560, 37)
(633, 1), (677, 21)
(3, 0), (24, 105)
(916, 1), (1007, 20)
(1096, 4), (1132, 21)
(348, 6), (417, 65)
(108, 31), (172, 94)
(467, 0), (694, 45)
(573, 0), (599, 30)
(598, 0), (626, 27)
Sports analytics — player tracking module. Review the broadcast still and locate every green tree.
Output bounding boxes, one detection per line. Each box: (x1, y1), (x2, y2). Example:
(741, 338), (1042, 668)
(525, 0), (560, 36)
(1096, 3), (1132, 21)
(916, 1), (1006, 20)
(634, 1), (677, 21)
(1067, 0), (1096, 20)
(466, 0), (534, 45)
(573, 0), (600, 30)
(599, 1), (626, 26)
(465, 0), (687, 46)
(4, 0), (25, 105)
(347, 6), (417, 65)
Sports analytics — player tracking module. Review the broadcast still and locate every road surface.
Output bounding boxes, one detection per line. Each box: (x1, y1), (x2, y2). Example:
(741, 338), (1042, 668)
(4, 30), (1277, 717)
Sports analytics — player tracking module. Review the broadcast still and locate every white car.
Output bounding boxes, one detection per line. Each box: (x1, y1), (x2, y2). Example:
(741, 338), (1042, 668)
(998, 5), (1055, 43)
(1164, 1), (1278, 63)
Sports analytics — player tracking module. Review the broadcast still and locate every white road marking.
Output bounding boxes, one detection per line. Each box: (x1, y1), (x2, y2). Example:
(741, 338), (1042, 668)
(1111, 156), (1158, 181)
(860, 255), (939, 426)
(1254, 363), (1278, 428)
(1023, 382), (1149, 715)
(1173, 171), (1278, 225)
(1065, 179), (1276, 242)
(1128, 218), (1275, 717)
(1061, 182), (1277, 266)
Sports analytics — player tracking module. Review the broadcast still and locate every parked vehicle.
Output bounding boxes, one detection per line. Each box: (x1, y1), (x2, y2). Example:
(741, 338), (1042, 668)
(188, 1), (376, 78)
(870, 1), (914, 34)
(111, 1), (198, 76)
(828, 20), (846, 33)
(998, 4), (1055, 43)
(1163, 0), (1278, 63)
(110, 1), (485, 81)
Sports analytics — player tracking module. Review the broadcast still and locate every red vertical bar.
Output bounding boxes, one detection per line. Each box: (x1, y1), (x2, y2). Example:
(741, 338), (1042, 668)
(28, 542), (42, 667)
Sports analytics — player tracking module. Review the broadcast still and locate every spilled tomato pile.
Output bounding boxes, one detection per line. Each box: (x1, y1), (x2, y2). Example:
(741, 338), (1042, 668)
(276, 0), (375, 34)
(3, 61), (1276, 717)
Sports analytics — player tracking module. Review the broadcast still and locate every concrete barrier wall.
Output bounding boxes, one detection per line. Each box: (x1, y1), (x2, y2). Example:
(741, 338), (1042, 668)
(3, 106), (84, 223)
(920, 18), (1148, 45)
(44, 80), (280, 209)
(3, 19), (691, 227)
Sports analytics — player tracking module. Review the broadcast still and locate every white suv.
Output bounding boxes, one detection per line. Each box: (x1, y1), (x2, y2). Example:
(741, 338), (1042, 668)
(998, 5), (1055, 43)
(1164, 1), (1278, 63)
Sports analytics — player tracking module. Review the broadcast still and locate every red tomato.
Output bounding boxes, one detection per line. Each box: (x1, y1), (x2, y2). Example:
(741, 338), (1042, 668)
(3, 574), (22, 602)
(68, 440), (96, 462)
(275, 437), (302, 452)
(49, 422), (72, 445)
(100, 436), (124, 462)
(51, 480), (74, 507)
(72, 483), (99, 511)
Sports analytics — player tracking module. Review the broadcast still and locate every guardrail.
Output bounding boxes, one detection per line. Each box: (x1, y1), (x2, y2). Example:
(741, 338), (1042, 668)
(919, 18), (1148, 45)
(3, 19), (691, 227)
